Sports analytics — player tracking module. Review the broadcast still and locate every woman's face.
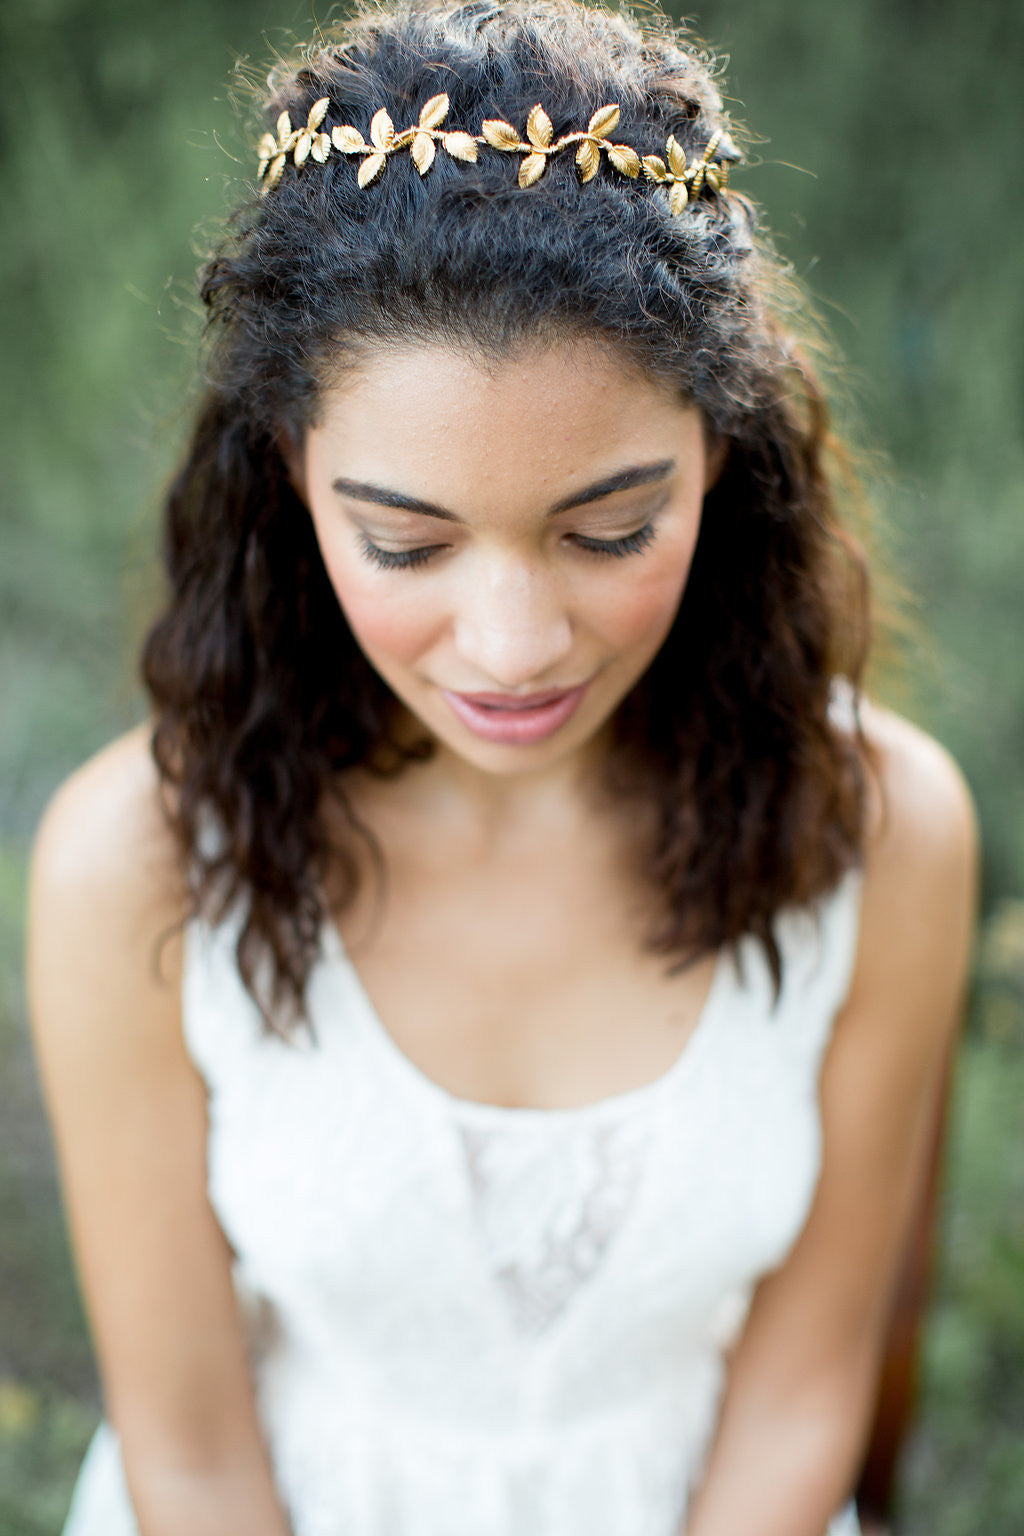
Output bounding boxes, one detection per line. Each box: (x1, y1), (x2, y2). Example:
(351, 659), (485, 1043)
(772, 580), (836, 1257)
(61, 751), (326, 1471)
(293, 338), (722, 779)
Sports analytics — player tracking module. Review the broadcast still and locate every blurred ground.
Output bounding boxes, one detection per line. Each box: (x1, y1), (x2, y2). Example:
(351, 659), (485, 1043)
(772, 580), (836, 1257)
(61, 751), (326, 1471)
(1, 0), (1022, 1531)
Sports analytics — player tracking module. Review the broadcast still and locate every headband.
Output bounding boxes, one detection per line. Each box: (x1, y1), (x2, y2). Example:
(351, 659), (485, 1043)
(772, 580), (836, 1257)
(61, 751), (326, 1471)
(257, 93), (734, 215)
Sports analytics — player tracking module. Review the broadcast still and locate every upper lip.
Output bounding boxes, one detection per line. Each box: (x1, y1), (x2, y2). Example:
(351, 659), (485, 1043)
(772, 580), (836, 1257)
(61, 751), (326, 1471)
(447, 686), (585, 708)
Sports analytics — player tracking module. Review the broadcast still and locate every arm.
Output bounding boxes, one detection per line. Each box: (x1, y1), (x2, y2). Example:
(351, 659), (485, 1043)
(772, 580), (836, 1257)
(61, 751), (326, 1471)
(683, 708), (977, 1536)
(27, 727), (293, 1536)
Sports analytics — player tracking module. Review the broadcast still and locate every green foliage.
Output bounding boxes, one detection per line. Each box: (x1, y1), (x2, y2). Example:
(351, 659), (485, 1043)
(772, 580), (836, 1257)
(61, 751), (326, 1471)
(900, 1034), (1024, 1534)
(0, 1384), (97, 1536)
(0, 0), (308, 831)
(1, 0), (1021, 1531)
(693, 0), (1024, 893)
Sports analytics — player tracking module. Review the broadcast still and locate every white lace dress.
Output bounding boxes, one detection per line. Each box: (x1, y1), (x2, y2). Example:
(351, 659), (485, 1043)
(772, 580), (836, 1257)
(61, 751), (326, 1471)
(64, 873), (864, 1536)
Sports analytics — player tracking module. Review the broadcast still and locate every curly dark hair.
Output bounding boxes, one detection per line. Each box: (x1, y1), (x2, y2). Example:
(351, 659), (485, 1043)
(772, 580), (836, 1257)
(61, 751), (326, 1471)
(143, 0), (871, 1030)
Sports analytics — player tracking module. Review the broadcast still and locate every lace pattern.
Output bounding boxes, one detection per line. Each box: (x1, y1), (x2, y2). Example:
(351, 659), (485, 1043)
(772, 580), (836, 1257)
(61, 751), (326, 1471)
(458, 1113), (652, 1335)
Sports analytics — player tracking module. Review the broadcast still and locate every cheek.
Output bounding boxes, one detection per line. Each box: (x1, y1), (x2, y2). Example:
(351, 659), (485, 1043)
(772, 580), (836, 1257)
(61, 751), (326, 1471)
(598, 547), (696, 652)
(316, 535), (440, 668)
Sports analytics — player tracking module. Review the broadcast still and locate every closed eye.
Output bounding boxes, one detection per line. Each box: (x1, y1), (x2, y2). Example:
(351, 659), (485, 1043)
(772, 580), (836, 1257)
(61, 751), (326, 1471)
(356, 520), (658, 571)
(356, 535), (444, 571)
(569, 522), (657, 558)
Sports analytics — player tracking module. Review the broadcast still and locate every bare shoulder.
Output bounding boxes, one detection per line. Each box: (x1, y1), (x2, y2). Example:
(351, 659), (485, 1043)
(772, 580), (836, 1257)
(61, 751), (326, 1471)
(732, 707), (979, 1400)
(847, 699), (978, 1045)
(27, 723), (187, 1061)
(31, 722), (183, 922)
(859, 699), (977, 899)
(27, 734), (270, 1482)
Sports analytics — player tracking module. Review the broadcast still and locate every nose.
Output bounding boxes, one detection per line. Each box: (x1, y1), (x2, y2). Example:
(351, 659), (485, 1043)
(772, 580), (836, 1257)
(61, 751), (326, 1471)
(452, 553), (574, 689)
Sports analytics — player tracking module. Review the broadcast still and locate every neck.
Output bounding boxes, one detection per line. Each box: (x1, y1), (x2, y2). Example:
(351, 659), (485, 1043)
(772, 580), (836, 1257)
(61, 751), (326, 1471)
(364, 704), (615, 850)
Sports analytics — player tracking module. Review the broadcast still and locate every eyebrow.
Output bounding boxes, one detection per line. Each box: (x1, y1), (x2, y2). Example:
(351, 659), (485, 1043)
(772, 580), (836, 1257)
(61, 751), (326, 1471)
(331, 459), (676, 523)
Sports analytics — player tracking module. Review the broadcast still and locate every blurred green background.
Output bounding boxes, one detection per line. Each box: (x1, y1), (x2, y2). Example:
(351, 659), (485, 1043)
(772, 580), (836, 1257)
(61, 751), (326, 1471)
(1, 0), (1022, 1531)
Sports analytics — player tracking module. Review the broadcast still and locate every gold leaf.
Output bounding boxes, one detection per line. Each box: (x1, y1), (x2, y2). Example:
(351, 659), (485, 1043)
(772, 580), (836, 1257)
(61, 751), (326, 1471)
(482, 118), (521, 151)
(311, 132), (331, 163)
(669, 180), (689, 216)
(332, 125), (366, 153)
(418, 92), (449, 130)
(443, 131), (479, 163)
(642, 154), (667, 182)
(608, 144), (640, 178)
(705, 165), (722, 192)
(358, 151), (387, 188)
(666, 135), (687, 178)
(526, 104), (553, 150)
(575, 139), (600, 183)
(703, 129), (724, 163)
(411, 131), (436, 175)
(518, 151), (546, 188)
(370, 108), (395, 151)
(587, 103), (620, 140)
(308, 97), (330, 131)
(276, 111), (293, 143)
(293, 132), (312, 168)
(258, 133), (278, 161)
(265, 154), (286, 190)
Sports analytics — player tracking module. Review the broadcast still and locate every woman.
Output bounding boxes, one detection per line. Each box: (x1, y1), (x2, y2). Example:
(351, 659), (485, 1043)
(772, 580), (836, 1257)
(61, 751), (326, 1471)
(28, 2), (976, 1534)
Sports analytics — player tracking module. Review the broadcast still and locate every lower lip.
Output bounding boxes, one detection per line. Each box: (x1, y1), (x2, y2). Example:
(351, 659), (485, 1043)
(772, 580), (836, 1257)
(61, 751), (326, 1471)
(441, 686), (588, 745)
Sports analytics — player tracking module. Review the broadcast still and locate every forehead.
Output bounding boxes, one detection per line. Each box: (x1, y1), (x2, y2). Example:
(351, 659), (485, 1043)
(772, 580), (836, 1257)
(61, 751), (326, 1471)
(306, 338), (705, 506)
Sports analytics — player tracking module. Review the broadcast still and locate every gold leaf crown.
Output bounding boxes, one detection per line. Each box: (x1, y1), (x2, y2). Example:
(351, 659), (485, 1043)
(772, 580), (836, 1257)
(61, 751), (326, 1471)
(257, 93), (733, 215)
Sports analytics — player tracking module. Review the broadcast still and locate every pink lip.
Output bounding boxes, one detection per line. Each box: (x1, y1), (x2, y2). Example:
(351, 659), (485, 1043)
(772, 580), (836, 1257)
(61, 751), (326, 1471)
(441, 685), (588, 745)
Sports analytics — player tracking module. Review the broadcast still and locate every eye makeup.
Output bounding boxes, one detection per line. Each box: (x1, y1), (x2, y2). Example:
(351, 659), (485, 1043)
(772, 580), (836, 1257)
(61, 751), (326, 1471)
(356, 518), (659, 572)
(356, 535), (443, 571)
(570, 521), (657, 559)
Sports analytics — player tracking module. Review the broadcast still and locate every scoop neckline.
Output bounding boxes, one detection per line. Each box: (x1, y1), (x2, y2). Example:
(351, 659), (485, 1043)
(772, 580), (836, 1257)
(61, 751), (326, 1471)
(318, 918), (732, 1124)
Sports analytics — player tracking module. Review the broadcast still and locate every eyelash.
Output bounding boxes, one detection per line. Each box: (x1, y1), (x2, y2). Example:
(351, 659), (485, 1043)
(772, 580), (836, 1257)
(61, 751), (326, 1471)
(573, 522), (657, 559)
(356, 522), (657, 571)
(357, 536), (435, 571)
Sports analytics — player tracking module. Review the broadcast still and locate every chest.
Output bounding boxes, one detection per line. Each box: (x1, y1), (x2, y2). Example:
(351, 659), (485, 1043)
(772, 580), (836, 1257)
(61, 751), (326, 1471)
(187, 881), (844, 1386)
(331, 844), (719, 1111)
(198, 907), (824, 1370)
